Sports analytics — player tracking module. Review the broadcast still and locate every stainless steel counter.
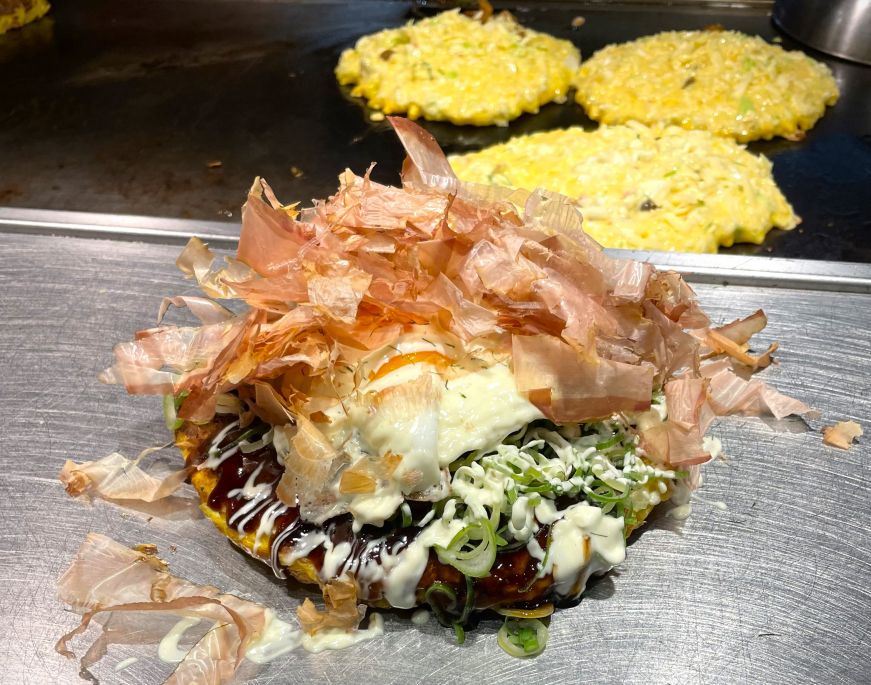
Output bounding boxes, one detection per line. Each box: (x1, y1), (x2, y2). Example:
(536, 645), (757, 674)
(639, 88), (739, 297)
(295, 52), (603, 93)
(0, 0), (869, 261)
(1, 224), (868, 684)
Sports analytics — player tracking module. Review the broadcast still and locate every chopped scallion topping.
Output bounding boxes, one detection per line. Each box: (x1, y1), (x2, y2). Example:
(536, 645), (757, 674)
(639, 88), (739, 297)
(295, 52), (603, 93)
(496, 618), (548, 658)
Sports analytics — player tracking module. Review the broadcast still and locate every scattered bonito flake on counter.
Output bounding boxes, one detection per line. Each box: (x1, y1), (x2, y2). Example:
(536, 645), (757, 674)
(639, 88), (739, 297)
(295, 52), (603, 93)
(822, 421), (863, 450)
(56, 534), (381, 684)
(59, 445), (188, 504)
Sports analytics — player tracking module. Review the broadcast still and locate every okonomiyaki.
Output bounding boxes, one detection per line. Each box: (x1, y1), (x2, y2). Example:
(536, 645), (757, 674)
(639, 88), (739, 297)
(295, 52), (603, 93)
(77, 118), (814, 659)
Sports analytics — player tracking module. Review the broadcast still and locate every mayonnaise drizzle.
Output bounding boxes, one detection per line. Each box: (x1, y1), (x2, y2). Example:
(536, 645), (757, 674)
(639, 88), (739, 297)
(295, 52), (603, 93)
(253, 501), (289, 551)
(201, 420), (241, 469)
(114, 657), (138, 671)
(203, 353), (687, 626)
(157, 617), (202, 663)
(411, 609), (430, 626)
(302, 613), (384, 653)
(228, 495), (270, 532)
(322, 540), (353, 579)
(245, 609), (302, 664)
(549, 502), (625, 596)
(667, 480), (693, 520)
(245, 610), (385, 663)
(227, 462), (267, 500)
(282, 531), (327, 569)
(270, 520), (306, 578)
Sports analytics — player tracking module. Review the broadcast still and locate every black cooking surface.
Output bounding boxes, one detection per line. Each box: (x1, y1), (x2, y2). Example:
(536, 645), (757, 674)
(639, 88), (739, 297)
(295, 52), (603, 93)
(0, 0), (869, 261)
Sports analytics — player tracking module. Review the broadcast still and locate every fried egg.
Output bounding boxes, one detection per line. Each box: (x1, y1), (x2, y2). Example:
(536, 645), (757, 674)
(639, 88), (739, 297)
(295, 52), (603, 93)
(336, 10), (580, 126)
(449, 122), (798, 252)
(318, 335), (543, 527)
(574, 29), (838, 142)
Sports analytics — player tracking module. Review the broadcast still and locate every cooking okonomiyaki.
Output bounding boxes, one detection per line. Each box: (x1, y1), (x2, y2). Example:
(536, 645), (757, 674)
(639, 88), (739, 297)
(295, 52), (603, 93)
(574, 29), (839, 142)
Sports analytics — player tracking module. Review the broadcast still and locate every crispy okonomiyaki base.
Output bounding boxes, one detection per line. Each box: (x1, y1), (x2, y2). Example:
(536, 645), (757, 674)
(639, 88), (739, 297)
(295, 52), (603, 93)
(178, 418), (667, 615)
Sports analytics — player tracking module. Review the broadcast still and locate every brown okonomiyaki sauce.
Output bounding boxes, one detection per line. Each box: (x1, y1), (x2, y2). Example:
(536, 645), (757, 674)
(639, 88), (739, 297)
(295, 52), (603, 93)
(184, 417), (557, 616)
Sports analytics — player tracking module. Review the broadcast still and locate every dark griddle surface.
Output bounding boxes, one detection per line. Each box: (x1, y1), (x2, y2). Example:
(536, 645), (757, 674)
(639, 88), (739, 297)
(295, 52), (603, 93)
(0, 0), (869, 261)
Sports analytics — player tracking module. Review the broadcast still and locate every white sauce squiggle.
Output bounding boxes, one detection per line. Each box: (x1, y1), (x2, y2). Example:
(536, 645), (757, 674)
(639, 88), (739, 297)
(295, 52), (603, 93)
(228, 462), (267, 500)
(254, 501), (289, 551)
(114, 657), (138, 671)
(245, 610), (385, 662)
(201, 420), (241, 469)
(229, 496), (272, 533)
(157, 617), (202, 663)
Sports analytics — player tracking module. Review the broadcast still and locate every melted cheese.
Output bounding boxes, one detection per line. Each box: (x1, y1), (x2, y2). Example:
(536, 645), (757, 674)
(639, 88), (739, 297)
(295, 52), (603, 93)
(354, 359), (543, 468)
(348, 489), (404, 530)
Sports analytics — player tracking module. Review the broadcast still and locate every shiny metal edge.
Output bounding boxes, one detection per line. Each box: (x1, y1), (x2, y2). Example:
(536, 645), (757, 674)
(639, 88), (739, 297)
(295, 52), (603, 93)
(0, 206), (241, 249)
(615, 250), (871, 294)
(2, 206), (870, 293)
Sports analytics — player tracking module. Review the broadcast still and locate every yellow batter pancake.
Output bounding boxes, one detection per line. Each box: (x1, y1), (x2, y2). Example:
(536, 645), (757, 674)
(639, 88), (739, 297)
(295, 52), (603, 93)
(574, 30), (838, 142)
(336, 10), (580, 126)
(0, 0), (49, 34)
(449, 123), (798, 252)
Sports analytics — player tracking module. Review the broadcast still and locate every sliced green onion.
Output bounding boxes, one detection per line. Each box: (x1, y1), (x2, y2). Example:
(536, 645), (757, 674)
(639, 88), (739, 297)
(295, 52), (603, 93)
(239, 427), (274, 453)
(584, 484), (628, 504)
(426, 576), (475, 642)
(424, 582), (458, 627)
(458, 575), (475, 625)
(400, 503), (412, 528)
(162, 393), (185, 431)
(497, 618), (548, 658)
(595, 434), (622, 450)
(496, 604), (554, 619)
(207, 427), (259, 461)
(520, 484), (557, 495)
(435, 519), (497, 577)
(449, 448), (486, 472)
(452, 577), (474, 644)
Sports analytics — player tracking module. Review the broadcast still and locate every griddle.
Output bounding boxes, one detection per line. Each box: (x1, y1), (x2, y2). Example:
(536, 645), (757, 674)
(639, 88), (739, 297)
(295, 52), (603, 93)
(0, 0), (869, 260)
